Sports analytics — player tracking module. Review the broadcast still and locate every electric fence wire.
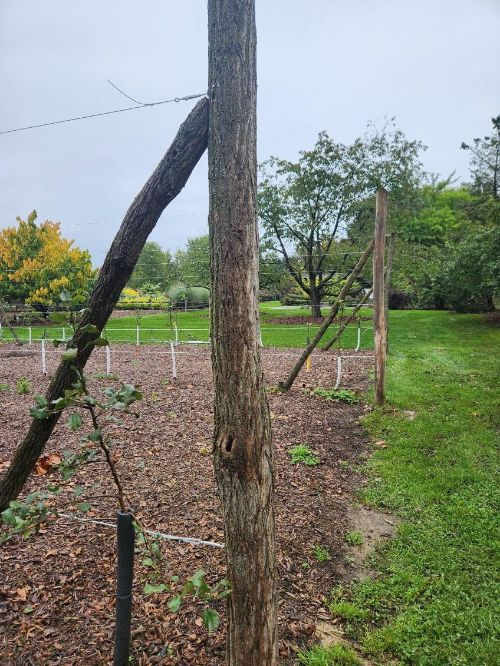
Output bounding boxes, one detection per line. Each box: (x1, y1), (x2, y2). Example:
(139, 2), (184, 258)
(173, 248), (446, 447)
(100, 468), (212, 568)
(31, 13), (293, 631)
(0, 91), (207, 136)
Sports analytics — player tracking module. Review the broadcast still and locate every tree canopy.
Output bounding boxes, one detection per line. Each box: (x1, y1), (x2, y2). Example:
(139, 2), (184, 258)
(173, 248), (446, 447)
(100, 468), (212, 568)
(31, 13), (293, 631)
(258, 122), (425, 315)
(175, 235), (210, 288)
(0, 211), (94, 309)
(127, 241), (176, 292)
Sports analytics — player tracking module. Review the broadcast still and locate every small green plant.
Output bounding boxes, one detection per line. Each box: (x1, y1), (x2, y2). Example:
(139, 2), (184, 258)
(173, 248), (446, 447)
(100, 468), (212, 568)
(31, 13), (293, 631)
(313, 387), (360, 404)
(93, 372), (118, 380)
(16, 377), (31, 395)
(327, 597), (369, 622)
(289, 444), (320, 466)
(313, 545), (332, 562)
(1, 491), (54, 544)
(265, 385), (284, 394)
(345, 531), (363, 546)
(297, 643), (362, 666)
(0, 383), (11, 392)
(137, 532), (230, 636)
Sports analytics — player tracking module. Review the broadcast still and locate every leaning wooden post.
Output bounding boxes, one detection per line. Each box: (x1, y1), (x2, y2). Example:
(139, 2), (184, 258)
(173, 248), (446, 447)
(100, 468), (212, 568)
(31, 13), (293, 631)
(373, 189), (388, 406)
(323, 288), (373, 352)
(0, 99), (208, 511)
(208, 1), (277, 663)
(280, 239), (374, 392)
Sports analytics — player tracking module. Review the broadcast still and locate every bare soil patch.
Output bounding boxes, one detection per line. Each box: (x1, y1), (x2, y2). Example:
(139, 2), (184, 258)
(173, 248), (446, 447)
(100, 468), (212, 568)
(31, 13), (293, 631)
(0, 343), (374, 665)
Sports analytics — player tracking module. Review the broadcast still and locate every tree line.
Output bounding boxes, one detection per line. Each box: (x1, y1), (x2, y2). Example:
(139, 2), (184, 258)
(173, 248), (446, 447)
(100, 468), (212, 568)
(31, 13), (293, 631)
(2, 116), (498, 315)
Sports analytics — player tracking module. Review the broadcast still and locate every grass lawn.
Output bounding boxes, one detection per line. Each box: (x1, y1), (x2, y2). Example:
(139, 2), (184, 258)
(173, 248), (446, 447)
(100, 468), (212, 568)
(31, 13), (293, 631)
(0, 301), (374, 349)
(302, 310), (499, 665)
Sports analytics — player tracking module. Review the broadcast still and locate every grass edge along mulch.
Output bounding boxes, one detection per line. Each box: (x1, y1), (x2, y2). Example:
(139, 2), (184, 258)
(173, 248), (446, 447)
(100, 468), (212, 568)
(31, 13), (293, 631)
(300, 312), (499, 666)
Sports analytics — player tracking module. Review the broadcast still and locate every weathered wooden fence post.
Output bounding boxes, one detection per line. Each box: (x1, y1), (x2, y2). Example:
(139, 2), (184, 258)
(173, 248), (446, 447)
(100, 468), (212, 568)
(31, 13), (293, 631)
(208, 0), (278, 663)
(384, 232), (394, 353)
(373, 189), (388, 406)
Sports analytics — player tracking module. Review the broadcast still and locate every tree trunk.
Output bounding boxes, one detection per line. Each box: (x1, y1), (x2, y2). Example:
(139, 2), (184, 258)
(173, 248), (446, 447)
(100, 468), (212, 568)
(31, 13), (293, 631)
(280, 239), (375, 391)
(208, 2), (278, 664)
(0, 98), (208, 511)
(310, 285), (322, 318)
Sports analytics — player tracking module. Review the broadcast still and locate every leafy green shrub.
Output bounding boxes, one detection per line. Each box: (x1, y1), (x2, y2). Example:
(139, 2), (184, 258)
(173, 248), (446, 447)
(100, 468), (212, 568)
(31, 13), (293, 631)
(116, 290), (168, 310)
(289, 444), (320, 466)
(313, 388), (360, 404)
(16, 378), (31, 395)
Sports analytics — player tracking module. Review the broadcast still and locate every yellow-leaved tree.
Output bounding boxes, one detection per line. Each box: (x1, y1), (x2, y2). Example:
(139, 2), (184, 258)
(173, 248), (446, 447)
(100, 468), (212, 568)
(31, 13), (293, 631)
(0, 211), (94, 309)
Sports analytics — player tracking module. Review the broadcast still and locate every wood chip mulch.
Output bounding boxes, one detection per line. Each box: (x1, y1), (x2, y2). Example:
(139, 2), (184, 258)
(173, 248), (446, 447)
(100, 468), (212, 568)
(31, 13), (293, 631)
(0, 343), (373, 665)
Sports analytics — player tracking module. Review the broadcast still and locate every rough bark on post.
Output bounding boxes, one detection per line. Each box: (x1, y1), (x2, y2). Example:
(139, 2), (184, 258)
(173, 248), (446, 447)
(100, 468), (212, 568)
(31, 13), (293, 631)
(384, 232), (394, 353)
(208, 1), (278, 664)
(0, 98), (208, 511)
(374, 189), (388, 406)
(280, 239), (375, 391)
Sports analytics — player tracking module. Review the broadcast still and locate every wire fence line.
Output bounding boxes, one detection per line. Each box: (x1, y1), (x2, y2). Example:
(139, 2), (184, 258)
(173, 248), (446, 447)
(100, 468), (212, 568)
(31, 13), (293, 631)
(1, 333), (374, 390)
(0, 92), (207, 136)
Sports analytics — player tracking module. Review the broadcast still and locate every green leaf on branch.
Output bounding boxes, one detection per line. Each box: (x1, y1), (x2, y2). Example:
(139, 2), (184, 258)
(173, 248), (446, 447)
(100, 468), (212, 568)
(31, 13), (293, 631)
(62, 348), (78, 361)
(143, 583), (169, 595)
(68, 413), (82, 431)
(79, 324), (100, 335)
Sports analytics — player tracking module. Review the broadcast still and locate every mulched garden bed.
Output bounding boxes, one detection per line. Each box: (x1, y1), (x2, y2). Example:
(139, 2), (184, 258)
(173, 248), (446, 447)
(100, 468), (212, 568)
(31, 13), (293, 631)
(0, 343), (373, 665)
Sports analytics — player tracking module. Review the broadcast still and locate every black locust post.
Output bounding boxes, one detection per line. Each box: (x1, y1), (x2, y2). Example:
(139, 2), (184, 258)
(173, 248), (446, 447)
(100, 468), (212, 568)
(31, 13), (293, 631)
(384, 232), (394, 353)
(373, 189), (388, 406)
(114, 511), (135, 665)
(0, 98), (208, 511)
(208, 0), (278, 664)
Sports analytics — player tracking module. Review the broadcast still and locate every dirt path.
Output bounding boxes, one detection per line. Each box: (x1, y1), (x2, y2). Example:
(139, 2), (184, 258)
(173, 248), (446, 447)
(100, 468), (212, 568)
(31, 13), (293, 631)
(0, 344), (374, 665)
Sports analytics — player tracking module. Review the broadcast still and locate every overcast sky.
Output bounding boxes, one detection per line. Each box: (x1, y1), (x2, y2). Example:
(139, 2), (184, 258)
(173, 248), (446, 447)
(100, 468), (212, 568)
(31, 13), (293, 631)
(1, 0), (499, 265)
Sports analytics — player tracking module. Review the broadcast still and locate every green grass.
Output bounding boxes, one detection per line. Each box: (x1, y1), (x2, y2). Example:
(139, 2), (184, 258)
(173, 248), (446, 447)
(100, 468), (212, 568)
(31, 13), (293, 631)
(297, 644), (362, 666)
(345, 531), (363, 546)
(0, 302), (373, 349)
(337, 310), (500, 665)
(289, 444), (320, 466)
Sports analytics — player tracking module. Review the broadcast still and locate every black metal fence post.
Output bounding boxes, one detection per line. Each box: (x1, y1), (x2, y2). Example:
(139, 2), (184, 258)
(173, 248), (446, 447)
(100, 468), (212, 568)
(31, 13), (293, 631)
(114, 511), (135, 665)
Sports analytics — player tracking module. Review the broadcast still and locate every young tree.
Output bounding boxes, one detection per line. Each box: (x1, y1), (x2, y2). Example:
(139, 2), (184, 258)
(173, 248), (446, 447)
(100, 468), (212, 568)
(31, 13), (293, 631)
(208, 0), (277, 663)
(127, 241), (176, 292)
(0, 211), (94, 308)
(175, 235), (210, 288)
(258, 123), (424, 316)
(461, 115), (500, 199)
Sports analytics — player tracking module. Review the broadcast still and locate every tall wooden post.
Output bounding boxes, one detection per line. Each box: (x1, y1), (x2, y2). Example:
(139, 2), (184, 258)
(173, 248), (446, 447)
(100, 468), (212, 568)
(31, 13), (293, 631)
(208, 1), (277, 664)
(373, 189), (388, 406)
(384, 232), (394, 353)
